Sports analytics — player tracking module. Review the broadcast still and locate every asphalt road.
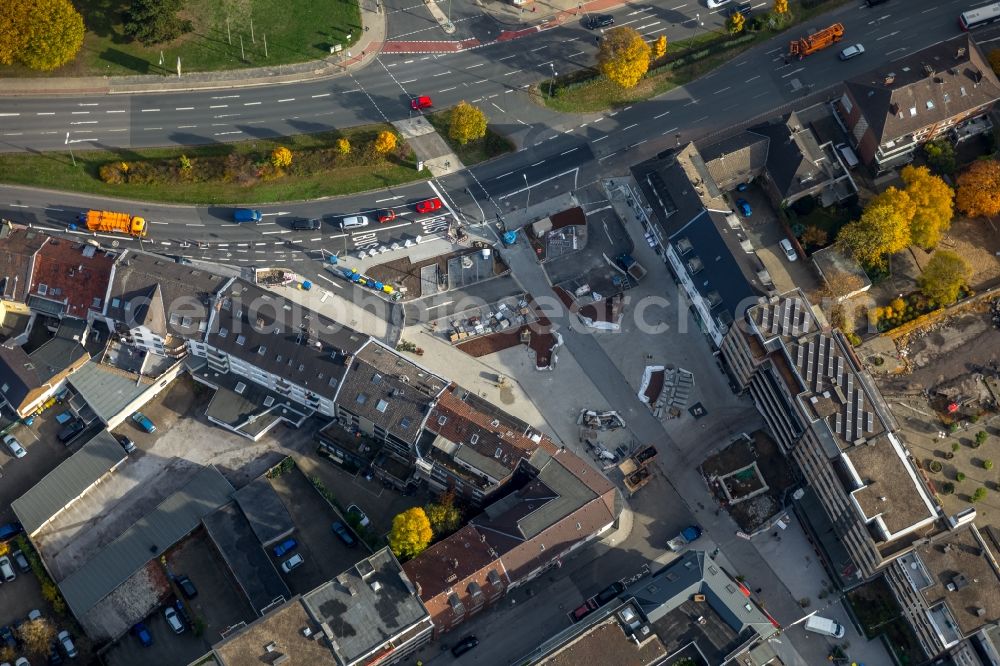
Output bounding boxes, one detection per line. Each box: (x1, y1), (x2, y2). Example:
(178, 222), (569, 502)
(0, 0), (954, 152)
(0, 0), (979, 271)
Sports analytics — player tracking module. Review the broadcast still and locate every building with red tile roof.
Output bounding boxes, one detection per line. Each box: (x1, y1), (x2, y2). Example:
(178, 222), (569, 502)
(404, 447), (618, 637)
(28, 237), (115, 320)
(401, 525), (508, 638)
(417, 384), (560, 504)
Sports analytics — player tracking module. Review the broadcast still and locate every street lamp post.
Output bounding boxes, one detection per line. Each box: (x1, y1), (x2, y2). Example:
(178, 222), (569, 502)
(548, 63), (557, 98)
(523, 173), (530, 210)
(65, 132), (75, 167)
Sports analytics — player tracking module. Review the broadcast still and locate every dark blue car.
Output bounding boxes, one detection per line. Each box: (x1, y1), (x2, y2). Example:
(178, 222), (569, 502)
(133, 622), (153, 647)
(0, 522), (23, 541)
(273, 538), (298, 557)
(735, 198), (752, 217)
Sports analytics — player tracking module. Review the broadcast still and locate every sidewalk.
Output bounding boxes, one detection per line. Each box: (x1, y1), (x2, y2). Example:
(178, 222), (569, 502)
(1, 0), (387, 96)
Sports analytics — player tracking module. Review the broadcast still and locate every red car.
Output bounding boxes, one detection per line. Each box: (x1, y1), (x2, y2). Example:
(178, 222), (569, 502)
(376, 209), (397, 223)
(415, 197), (442, 214)
(410, 95), (433, 110)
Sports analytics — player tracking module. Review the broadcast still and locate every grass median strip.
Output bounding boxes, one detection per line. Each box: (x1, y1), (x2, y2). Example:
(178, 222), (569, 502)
(0, 126), (424, 205)
(425, 109), (516, 166)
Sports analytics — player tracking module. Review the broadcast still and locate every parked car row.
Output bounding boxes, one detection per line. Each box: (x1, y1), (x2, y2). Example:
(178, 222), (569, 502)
(230, 197), (444, 231)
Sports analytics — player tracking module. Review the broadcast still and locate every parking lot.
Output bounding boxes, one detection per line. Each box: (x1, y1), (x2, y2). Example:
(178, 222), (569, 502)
(267, 466), (363, 593)
(103, 530), (256, 666)
(0, 406), (83, 525)
(732, 185), (820, 296)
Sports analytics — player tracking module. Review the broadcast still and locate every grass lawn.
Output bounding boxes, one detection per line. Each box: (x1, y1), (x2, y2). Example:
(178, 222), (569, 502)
(0, 0), (361, 77)
(0, 126), (423, 205)
(425, 111), (516, 165)
(539, 0), (853, 113)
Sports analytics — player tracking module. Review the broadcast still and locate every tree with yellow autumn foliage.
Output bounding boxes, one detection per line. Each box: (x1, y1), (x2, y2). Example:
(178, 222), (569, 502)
(388, 507), (433, 559)
(270, 146), (293, 168)
(336, 138), (351, 155)
(373, 130), (398, 155)
(597, 27), (651, 89)
(653, 35), (667, 59)
(838, 187), (914, 269)
(727, 11), (746, 34)
(901, 165), (954, 249)
(773, 0), (789, 14)
(956, 158), (1000, 218)
(449, 101), (488, 145)
(0, 0), (84, 71)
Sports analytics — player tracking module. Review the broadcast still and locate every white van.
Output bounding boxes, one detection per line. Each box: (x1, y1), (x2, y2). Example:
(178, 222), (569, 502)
(836, 143), (860, 169)
(805, 615), (846, 638)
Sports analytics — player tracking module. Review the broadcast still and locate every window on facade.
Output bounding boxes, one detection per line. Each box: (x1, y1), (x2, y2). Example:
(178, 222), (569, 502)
(470, 434), (479, 445)
(376, 399), (389, 413)
(111, 298), (121, 308)
(37, 284), (48, 295)
(356, 393), (368, 405)
(236, 335), (246, 346)
(219, 328), (228, 338)
(400, 417), (411, 430)
(257, 345), (267, 356)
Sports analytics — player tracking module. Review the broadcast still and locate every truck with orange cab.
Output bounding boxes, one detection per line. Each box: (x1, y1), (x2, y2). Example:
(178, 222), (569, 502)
(788, 23), (844, 59)
(80, 210), (147, 238)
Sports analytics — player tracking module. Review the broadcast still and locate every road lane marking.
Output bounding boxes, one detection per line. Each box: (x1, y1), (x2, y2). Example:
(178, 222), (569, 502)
(175, 107), (194, 110)
(399, 79), (418, 84)
(499, 54), (517, 60)
(745, 76), (760, 82)
(141, 108), (160, 112)
(622, 123), (638, 131)
(530, 160), (545, 167)
(376, 195), (404, 202)
(654, 111), (670, 119)
(714, 87), (730, 94)
(439, 86), (457, 92)
(466, 62), (485, 69)
(244, 102), (261, 106)
(560, 148), (579, 156)
(106, 109), (126, 113)
(592, 135), (608, 142)
(433, 71), (449, 76)
(278, 98), (295, 102)
(71, 111), (90, 115)
(209, 105), (228, 108)
(36, 112), (55, 116)
(312, 93), (331, 98)
(425, 301), (454, 310)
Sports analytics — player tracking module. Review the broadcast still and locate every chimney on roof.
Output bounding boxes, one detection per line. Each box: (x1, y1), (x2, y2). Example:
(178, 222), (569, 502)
(956, 47), (967, 60)
(889, 102), (900, 116)
(884, 72), (895, 86)
(923, 63), (934, 77)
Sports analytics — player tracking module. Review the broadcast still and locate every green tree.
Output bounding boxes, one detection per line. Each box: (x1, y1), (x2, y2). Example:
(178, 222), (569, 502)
(971, 487), (988, 503)
(837, 187), (914, 270)
(924, 139), (956, 176)
(976, 430), (989, 445)
(123, 0), (193, 46)
(727, 11), (746, 34)
(425, 490), (462, 537)
(2, 0), (84, 71)
(179, 154), (192, 171)
(449, 101), (488, 146)
(901, 165), (954, 249)
(373, 130), (397, 155)
(270, 146), (293, 168)
(388, 507), (433, 559)
(956, 158), (1000, 218)
(597, 27), (651, 89)
(918, 250), (970, 306)
(984, 459), (994, 470)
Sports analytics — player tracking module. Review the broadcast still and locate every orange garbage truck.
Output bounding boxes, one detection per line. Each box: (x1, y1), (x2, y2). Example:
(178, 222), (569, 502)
(79, 210), (147, 238)
(789, 23), (844, 59)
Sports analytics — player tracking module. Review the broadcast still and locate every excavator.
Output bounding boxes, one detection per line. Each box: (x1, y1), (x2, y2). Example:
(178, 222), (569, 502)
(788, 23), (844, 59)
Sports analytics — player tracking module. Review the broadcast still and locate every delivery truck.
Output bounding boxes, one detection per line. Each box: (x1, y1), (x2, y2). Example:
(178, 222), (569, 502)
(79, 210), (147, 238)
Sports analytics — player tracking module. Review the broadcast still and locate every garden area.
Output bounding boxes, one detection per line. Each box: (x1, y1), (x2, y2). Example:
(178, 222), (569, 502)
(539, 0), (854, 113)
(1, 0), (361, 77)
(845, 577), (924, 666)
(785, 195), (858, 255)
(0, 125), (423, 204)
